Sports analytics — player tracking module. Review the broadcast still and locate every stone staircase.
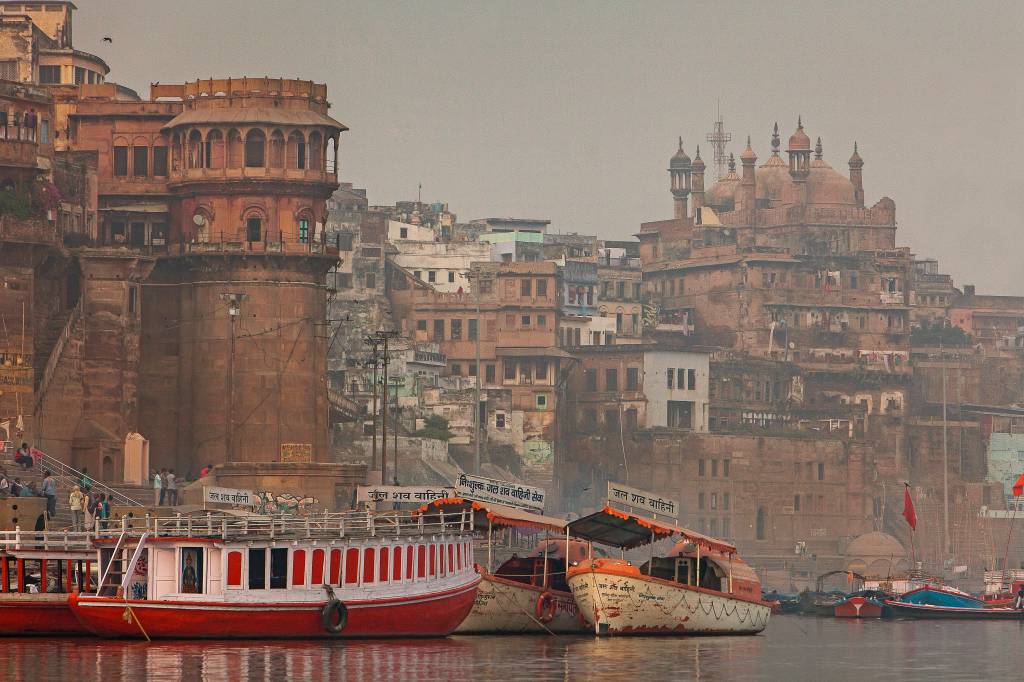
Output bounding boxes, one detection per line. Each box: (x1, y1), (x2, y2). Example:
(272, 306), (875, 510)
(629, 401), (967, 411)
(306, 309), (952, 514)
(32, 300), (81, 414)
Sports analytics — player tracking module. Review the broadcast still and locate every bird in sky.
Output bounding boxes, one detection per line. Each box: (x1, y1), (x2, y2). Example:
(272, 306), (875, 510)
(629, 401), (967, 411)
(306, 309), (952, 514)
(102, 36), (112, 43)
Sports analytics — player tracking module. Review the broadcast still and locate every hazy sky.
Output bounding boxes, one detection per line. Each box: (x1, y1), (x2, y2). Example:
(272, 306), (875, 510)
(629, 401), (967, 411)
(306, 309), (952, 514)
(78, 0), (1023, 294)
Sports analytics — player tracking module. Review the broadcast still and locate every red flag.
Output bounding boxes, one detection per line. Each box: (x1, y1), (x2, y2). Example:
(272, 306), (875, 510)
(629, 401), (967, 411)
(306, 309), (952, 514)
(903, 484), (917, 531)
(1012, 473), (1024, 497)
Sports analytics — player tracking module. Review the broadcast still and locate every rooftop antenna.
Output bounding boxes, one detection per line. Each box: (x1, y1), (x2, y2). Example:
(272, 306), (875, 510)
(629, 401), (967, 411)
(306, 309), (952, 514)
(705, 100), (732, 182)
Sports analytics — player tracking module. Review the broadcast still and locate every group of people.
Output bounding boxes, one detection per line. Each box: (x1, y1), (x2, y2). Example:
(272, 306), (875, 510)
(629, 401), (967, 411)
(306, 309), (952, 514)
(0, 465), (57, 515)
(152, 468), (179, 506)
(67, 484), (111, 532)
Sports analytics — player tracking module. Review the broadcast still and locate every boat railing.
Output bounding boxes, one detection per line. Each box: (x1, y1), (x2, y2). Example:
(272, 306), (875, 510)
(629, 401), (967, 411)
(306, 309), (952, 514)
(0, 528), (95, 553)
(92, 508), (474, 542)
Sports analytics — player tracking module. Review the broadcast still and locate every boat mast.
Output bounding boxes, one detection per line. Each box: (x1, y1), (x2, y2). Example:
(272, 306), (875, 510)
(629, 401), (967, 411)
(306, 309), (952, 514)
(941, 328), (950, 561)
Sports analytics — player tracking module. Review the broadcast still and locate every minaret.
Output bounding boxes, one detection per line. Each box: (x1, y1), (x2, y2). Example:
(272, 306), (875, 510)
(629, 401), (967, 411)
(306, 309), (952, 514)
(786, 116), (811, 204)
(740, 135), (757, 212)
(814, 137), (823, 161)
(849, 141), (864, 208)
(669, 137), (692, 219)
(691, 145), (706, 212)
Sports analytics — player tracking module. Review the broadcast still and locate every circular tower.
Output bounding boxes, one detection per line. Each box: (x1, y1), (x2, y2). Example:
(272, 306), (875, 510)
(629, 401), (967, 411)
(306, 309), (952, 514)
(151, 78), (345, 472)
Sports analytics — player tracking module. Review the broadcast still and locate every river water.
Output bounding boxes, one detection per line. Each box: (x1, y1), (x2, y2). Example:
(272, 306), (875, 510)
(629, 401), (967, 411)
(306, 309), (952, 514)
(2, 617), (1022, 681)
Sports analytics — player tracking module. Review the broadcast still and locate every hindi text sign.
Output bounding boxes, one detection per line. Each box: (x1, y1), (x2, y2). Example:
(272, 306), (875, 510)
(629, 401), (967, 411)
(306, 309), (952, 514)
(204, 486), (256, 507)
(606, 482), (679, 519)
(456, 473), (545, 512)
(356, 486), (456, 505)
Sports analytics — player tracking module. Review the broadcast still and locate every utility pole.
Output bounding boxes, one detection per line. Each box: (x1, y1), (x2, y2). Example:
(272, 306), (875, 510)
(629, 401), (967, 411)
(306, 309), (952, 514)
(220, 293), (247, 463)
(391, 376), (401, 484)
(473, 268), (482, 475)
(940, 322), (950, 561)
(374, 330), (399, 485)
(364, 336), (382, 479)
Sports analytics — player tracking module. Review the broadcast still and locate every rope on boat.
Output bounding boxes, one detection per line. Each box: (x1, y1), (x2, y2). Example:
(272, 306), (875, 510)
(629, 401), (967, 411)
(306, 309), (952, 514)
(121, 602), (151, 642)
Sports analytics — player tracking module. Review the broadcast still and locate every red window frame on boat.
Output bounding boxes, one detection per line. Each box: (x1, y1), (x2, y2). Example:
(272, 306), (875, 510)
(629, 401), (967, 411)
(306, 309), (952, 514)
(392, 546), (403, 581)
(379, 547), (390, 583)
(362, 547), (375, 584)
(311, 549), (325, 585)
(406, 545), (414, 581)
(292, 549), (306, 587)
(448, 544), (455, 574)
(226, 551), (243, 588)
(329, 549), (342, 585)
(344, 548), (359, 585)
(417, 545), (426, 579)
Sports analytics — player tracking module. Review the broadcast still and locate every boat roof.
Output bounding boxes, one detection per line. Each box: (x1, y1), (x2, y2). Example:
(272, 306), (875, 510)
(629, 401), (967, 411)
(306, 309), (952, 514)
(568, 506), (736, 554)
(415, 497), (565, 534)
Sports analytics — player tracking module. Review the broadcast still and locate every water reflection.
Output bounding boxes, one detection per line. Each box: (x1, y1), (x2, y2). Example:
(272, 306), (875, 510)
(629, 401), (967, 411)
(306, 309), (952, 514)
(2, 618), (1024, 681)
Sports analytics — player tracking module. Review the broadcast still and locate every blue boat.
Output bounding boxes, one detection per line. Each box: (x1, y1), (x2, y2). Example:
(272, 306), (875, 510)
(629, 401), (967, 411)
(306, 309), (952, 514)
(884, 585), (1024, 620)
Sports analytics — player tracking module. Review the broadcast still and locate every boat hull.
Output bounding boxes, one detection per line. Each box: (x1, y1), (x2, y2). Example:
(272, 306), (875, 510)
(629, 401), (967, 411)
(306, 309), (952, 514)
(834, 596), (883, 618)
(69, 577), (480, 639)
(568, 568), (770, 636)
(455, 572), (584, 634)
(884, 600), (1024, 620)
(0, 595), (87, 636)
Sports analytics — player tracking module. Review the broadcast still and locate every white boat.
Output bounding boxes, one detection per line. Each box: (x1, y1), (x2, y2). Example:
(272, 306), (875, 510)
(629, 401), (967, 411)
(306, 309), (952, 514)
(417, 497), (589, 634)
(566, 507), (771, 636)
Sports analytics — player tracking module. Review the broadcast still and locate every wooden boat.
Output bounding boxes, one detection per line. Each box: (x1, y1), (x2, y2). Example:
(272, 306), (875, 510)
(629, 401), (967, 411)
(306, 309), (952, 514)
(0, 527), (95, 636)
(566, 507), (771, 636)
(68, 509), (480, 639)
(884, 585), (1024, 619)
(417, 497), (588, 634)
(834, 590), (886, 618)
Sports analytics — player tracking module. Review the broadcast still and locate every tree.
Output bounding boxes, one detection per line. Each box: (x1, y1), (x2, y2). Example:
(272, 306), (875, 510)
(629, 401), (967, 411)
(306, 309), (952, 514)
(415, 414), (454, 441)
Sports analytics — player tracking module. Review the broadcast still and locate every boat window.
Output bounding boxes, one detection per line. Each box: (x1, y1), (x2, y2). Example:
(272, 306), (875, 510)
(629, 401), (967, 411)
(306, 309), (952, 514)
(292, 550), (306, 587)
(379, 547), (390, 583)
(344, 548), (359, 585)
(363, 548), (375, 584)
(329, 549), (342, 585)
(180, 547), (204, 594)
(248, 549), (266, 589)
(429, 544), (437, 577)
(392, 546), (403, 581)
(269, 548), (288, 589)
(311, 549), (325, 585)
(448, 544), (455, 574)
(407, 546), (415, 580)
(226, 551), (243, 588)
(456, 543), (462, 571)
(417, 545), (426, 578)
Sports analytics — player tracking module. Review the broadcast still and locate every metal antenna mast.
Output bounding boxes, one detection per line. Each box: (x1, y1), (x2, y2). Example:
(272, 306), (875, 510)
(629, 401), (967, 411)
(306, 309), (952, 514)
(705, 100), (732, 182)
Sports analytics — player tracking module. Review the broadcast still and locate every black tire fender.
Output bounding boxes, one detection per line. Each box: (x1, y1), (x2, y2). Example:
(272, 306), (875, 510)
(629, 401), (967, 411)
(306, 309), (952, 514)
(321, 599), (348, 634)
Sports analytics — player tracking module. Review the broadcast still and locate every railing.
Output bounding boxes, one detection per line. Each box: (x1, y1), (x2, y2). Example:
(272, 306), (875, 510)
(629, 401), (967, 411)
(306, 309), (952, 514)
(33, 299), (82, 417)
(96, 508), (473, 542)
(0, 528), (95, 553)
(34, 451), (144, 508)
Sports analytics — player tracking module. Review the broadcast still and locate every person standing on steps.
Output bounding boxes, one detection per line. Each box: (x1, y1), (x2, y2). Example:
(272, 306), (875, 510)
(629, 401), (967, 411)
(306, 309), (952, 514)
(152, 469), (162, 507)
(69, 485), (84, 531)
(166, 469), (177, 506)
(14, 443), (32, 470)
(40, 470), (57, 518)
(159, 468), (168, 506)
(79, 468), (93, 493)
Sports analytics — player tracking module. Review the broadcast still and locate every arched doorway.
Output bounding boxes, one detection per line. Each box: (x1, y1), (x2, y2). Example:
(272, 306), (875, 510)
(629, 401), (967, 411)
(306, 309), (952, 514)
(101, 455), (114, 482)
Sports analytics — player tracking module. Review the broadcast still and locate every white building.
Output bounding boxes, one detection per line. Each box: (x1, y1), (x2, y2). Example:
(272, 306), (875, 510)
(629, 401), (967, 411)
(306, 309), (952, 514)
(560, 314), (617, 347)
(389, 239), (490, 293)
(642, 350), (710, 432)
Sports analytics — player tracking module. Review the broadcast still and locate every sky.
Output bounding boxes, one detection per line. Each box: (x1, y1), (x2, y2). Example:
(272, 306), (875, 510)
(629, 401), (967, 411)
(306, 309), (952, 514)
(76, 0), (1024, 294)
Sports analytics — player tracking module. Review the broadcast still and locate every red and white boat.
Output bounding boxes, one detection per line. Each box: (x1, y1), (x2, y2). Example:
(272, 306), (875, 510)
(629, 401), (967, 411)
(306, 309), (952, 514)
(68, 509), (480, 639)
(566, 507), (771, 636)
(417, 498), (589, 634)
(0, 528), (95, 636)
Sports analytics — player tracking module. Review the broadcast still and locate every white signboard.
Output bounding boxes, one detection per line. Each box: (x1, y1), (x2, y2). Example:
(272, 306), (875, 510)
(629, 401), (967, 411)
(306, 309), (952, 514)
(456, 473), (545, 512)
(204, 486), (256, 507)
(356, 486), (455, 504)
(607, 482), (679, 519)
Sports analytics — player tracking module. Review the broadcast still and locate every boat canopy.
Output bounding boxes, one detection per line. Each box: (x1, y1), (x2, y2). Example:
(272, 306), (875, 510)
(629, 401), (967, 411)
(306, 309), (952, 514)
(414, 497), (566, 534)
(568, 506), (736, 554)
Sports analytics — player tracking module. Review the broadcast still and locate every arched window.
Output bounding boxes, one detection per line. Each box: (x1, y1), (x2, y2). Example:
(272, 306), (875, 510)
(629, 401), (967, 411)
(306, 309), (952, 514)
(296, 209), (314, 244)
(287, 130), (305, 169)
(171, 133), (182, 171)
(226, 129), (242, 168)
(187, 129), (203, 169)
(268, 129), (284, 168)
(242, 207), (267, 243)
(192, 206), (213, 243)
(308, 130), (323, 170)
(206, 129), (224, 169)
(326, 136), (337, 174)
(244, 129), (265, 168)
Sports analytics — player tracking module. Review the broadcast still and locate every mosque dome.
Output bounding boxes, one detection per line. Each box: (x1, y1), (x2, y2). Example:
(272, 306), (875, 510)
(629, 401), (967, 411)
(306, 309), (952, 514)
(787, 117), (811, 151)
(670, 137), (691, 169)
(806, 138), (857, 206)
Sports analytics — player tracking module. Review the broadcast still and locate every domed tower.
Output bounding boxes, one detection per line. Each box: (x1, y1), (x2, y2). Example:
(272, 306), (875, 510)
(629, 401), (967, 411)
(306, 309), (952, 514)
(146, 77), (346, 471)
(786, 117), (811, 203)
(848, 142), (865, 208)
(669, 137), (692, 219)
(739, 136), (757, 212)
(691, 145), (706, 212)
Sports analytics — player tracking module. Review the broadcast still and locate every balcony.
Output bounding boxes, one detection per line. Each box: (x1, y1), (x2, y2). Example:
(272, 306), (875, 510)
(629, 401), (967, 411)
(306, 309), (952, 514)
(0, 137), (50, 169)
(0, 215), (58, 246)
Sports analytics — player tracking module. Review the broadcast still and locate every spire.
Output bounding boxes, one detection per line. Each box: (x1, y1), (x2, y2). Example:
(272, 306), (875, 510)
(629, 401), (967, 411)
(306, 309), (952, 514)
(771, 122), (780, 156)
(695, 144), (701, 160)
(678, 136), (683, 151)
(727, 152), (736, 173)
(741, 135), (756, 162)
(848, 141), (863, 168)
(814, 137), (823, 160)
